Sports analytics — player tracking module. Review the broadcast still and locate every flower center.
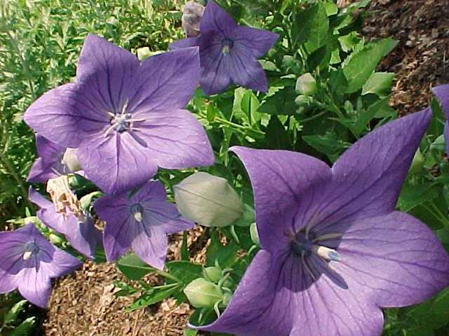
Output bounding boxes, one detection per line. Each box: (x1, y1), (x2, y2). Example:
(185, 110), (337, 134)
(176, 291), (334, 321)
(221, 38), (234, 55)
(23, 241), (40, 261)
(111, 113), (132, 133)
(131, 204), (144, 222)
(291, 231), (341, 262)
(103, 100), (146, 137)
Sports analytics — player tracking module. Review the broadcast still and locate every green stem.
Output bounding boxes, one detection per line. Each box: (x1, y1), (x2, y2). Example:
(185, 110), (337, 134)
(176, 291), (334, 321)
(213, 116), (265, 136)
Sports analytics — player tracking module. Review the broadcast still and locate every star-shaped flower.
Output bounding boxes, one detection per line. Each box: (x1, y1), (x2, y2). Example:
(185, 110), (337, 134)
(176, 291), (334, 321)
(432, 84), (449, 154)
(171, 1), (278, 95)
(193, 109), (449, 336)
(24, 34), (214, 195)
(94, 181), (193, 269)
(0, 223), (82, 308)
(29, 188), (101, 260)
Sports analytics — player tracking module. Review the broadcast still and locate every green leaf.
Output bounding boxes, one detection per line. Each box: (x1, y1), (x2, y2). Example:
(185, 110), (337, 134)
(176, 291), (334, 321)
(166, 261), (203, 285)
(10, 317), (35, 336)
(116, 254), (154, 280)
(405, 288), (449, 331)
(343, 38), (398, 93)
(305, 3), (329, 53)
(398, 181), (439, 213)
(126, 284), (179, 311)
(206, 229), (240, 268)
(352, 97), (392, 136)
(264, 116), (291, 149)
(258, 86), (297, 115)
(184, 328), (198, 336)
(303, 132), (350, 162)
(362, 72), (395, 97)
(4, 300), (27, 325)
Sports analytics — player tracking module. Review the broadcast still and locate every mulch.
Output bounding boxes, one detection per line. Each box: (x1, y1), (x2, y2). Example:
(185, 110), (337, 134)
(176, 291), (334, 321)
(42, 0), (448, 335)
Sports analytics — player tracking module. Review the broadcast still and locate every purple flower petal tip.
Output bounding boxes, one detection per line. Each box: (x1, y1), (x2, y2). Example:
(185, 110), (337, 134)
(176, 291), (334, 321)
(171, 0), (278, 95)
(24, 34), (213, 195)
(196, 111), (449, 336)
(94, 181), (193, 269)
(29, 187), (100, 260)
(0, 223), (82, 308)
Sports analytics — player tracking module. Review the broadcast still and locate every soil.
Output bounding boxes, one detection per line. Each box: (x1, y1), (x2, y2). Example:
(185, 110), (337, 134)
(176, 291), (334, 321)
(42, 1), (449, 335)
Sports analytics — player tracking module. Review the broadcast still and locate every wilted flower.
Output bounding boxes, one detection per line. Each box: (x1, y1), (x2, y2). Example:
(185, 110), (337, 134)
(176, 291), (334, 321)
(94, 181), (193, 269)
(184, 278), (224, 308)
(24, 34), (214, 195)
(0, 223), (82, 308)
(174, 172), (243, 227)
(193, 110), (449, 335)
(171, 1), (278, 95)
(29, 188), (101, 260)
(182, 1), (205, 38)
(27, 135), (80, 183)
(432, 84), (449, 154)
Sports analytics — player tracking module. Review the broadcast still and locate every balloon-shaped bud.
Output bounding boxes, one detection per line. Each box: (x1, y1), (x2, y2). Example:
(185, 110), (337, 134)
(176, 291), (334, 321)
(62, 148), (81, 172)
(174, 172), (243, 227)
(295, 73), (317, 96)
(203, 266), (223, 283)
(409, 148), (425, 174)
(184, 278), (223, 308)
(182, 1), (204, 37)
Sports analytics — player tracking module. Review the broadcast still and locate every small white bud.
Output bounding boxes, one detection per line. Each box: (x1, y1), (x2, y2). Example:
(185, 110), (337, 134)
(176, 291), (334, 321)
(174, 172), (243, 227)
(184, 278), (223, 308)
(62, 148), (81, 172)
(295, 73), (317, 96)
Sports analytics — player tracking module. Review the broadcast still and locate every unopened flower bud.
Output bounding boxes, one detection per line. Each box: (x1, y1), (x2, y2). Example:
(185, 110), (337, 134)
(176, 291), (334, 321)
(48, 233), (64, 245)
(295, 73), (317, 96)
(250, 222), (259, 245)
(62, 148), (81, 172)
(136, 47), (163, 61)
(409, 148), (424, 174)
(174, 172), (243, 227)
(182, 1), (204, 38)
(184, 278), (223, 308)
(203, 266), (222, 283)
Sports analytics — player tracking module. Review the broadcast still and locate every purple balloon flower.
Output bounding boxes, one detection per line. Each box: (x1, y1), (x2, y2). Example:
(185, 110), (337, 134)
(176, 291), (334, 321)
(29, 188), (101, 260)
(94, 181), (193, 270)
(432, 84), (449, 154)
(24, 34), (214, 195)
(193, 110), (449, 336)
(171, 1), (278, 95)
(0, 223), (82, 308)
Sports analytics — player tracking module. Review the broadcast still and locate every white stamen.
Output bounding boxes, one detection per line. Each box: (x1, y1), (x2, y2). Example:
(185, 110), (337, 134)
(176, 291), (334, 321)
(312, 245), (341, 262)
(23, 251), (33, 261)
(134, 211), (143, 222)
(222, 45), (230, 54)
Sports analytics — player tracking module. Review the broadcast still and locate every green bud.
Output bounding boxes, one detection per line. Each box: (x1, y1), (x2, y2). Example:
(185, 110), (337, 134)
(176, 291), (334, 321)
(233, 204), (255, 227)
(295, 95), (313, 107)
(174, 172), (243, 227)
(137, 47), (163, 61)
(184, 278), (223, 308)
(250, 222), (260, 245)
(295, 73), (317, 96)
(49, 233), (64, 245)
(409, 149), (425, 174)
(203, 266), (222, 283)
